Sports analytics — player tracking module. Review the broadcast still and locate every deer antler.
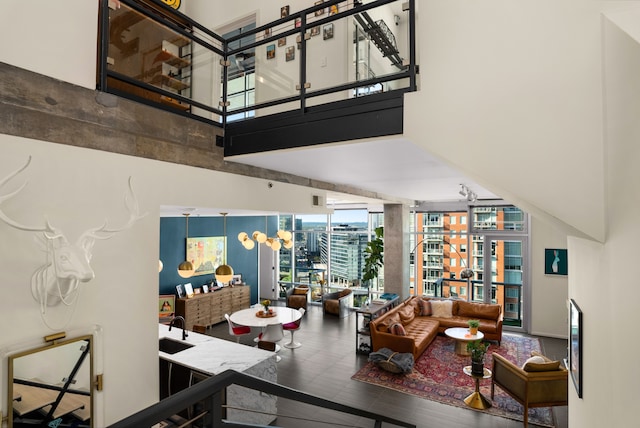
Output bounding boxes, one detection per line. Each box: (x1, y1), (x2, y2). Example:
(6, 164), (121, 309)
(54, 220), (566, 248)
(0, 156), (57, 234)
(78, 176), (147, 244)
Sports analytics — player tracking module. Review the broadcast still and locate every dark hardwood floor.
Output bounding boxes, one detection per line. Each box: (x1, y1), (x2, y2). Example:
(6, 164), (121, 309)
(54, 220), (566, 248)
(205, 302), (568, 428)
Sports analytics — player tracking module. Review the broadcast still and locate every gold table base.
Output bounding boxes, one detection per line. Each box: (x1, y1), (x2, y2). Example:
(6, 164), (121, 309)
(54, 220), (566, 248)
(464, 390), (492, 410)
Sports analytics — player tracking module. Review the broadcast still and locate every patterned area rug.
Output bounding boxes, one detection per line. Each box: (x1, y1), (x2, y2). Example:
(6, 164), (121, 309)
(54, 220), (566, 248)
(351, 334), (555, 427)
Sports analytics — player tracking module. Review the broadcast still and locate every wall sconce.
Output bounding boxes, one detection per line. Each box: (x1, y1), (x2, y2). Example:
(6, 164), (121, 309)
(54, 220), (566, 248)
(238, 229), (293, 251)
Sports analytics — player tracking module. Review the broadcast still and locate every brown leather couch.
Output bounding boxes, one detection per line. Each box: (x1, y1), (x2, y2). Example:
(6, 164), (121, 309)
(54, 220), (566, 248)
(369, 296), (503, 360)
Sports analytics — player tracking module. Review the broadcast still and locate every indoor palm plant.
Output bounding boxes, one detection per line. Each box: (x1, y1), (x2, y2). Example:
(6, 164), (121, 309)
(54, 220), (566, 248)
(362, 226), (384, 295)
(467, 340), (489, 376)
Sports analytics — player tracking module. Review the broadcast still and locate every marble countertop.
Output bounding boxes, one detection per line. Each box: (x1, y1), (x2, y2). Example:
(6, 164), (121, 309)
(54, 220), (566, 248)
(158, 324), (273, 374)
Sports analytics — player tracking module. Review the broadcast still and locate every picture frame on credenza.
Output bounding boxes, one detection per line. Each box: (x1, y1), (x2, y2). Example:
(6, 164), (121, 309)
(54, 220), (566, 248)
(176, 284), (185, 299)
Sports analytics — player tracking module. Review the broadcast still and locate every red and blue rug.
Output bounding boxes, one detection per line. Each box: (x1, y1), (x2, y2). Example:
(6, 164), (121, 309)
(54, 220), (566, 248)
(351, 334), (555, 427)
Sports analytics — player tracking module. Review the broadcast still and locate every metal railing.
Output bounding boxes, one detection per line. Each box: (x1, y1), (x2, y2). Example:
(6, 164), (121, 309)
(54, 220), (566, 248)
(98, 0), (416, 128)
(107, 369), (416, 428)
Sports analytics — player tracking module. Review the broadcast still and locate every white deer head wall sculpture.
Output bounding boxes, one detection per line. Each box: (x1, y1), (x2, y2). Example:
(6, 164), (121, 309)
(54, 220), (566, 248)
(0, 156), (146, 315)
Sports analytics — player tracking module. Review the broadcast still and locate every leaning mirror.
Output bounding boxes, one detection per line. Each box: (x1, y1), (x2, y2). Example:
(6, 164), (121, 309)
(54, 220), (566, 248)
(8, 335), (93, 427)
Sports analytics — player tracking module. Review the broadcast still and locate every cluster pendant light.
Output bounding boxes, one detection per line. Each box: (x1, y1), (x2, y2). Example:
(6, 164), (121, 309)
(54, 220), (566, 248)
(238, 229), (293, 251)
(177, 213), (195, 278)
(215, 213), (234, 284)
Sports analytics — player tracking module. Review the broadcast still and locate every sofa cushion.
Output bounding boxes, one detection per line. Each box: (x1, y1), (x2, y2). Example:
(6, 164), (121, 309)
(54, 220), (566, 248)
(398, 304), (416, 325)
(389, 322), (407, 336)
(522, 355), (562, 372)
(457, 300), (501, 320)
(293, 287), (308, 295)
(376, 314), (401, 333)
(419, 299), (432, 316)
(430, 300), (453, 318)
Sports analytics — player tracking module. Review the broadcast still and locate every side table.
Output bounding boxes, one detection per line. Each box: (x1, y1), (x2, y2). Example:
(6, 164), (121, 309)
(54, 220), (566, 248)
(462, 365), (492, 409)
(355, 295), (399, 354)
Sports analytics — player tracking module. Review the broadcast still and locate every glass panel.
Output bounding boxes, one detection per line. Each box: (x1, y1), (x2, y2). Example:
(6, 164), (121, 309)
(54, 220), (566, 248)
(472, 206), (526, 231)
(107, 3), (223, 121)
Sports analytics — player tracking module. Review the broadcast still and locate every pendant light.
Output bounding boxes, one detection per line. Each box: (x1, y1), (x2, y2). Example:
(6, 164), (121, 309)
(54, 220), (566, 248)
(177, 213), (195, 278)
(215, 212), (234, 284)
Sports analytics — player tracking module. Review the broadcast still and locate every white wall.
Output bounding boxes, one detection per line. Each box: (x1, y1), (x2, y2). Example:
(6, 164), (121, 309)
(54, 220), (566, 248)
(406, 0), (609, 242)
(0, 135), (330, 424)
(530, 217), (568, 339)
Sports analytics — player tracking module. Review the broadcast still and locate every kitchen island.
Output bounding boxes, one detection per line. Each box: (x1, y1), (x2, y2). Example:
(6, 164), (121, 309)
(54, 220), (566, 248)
(158, 324), (277, 425)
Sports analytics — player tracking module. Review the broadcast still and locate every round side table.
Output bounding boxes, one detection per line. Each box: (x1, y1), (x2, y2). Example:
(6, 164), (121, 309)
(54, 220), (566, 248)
(462, 365), (492, 409)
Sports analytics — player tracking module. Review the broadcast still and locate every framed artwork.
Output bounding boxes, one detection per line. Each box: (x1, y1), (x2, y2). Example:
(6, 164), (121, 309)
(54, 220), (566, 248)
(329, 4), (338, 15)
(280, 5), (290, 18)
(544, 248), (568, 275)
(569, 299), (583, 398)
(194, 287), (201, 295)
(311, 26), (320, 37)
(267, 44), (275, 59)
(295, 17), (302, 28)
(323, 23), (334, 40)
(202, 284), (209, 293)
(285, 46), (295, 61)
(278, 37), (287, 47)
(176, 284), (185, 299)
(184, 282), (194, 298)
(159, 295), (175, 318)
(186, 236), (225, 276)
(314, 1), (324, 16)
(232, 274), (243, 285)
(265, 28), (272, 37)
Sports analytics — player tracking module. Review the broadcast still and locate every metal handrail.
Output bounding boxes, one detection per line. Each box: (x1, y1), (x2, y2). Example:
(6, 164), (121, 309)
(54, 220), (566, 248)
(108, 369), (416, 428)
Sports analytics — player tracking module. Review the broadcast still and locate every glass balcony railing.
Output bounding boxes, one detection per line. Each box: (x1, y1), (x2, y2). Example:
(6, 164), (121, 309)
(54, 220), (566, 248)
(98, 0), (416, 127)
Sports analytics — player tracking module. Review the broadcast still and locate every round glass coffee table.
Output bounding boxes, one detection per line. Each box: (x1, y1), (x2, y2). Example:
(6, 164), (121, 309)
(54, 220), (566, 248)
(444, 327), (484, 355)
(463, 365), (492, 409)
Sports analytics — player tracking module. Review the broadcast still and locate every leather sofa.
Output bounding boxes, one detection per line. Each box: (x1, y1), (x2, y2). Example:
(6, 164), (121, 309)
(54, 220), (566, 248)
(369, 296), (503, 360)
(322, 288), (353, 318)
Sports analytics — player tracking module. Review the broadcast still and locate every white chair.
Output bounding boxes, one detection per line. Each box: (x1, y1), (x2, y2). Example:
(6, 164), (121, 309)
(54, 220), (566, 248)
(283, 308), (305, 349)
(225, 313), (251, 343)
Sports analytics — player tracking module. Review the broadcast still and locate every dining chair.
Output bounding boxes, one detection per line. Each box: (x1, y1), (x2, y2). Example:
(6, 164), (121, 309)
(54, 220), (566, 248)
(283, 308), (305, 349)
(224, 313), (251, 343)
(257, 323), (285, 362)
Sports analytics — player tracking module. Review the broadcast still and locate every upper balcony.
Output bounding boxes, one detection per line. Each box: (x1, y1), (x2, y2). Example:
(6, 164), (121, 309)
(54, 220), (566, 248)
(98, 0), (416, 157)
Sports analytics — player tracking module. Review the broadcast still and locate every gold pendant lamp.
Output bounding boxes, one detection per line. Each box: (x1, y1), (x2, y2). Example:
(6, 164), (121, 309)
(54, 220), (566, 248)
(215, 213), (234, 284)
(177, 213), (194, 278)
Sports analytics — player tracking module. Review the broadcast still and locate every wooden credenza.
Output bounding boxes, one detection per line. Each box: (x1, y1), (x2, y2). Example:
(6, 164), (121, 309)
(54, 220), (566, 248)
(175, 286), (250, 330)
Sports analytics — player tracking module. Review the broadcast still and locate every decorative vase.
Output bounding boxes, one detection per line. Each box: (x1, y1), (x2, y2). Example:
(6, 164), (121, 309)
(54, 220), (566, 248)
(263, 305), (269, 314)
(471, 359), (485, 376)
(469, 327), (478, 335)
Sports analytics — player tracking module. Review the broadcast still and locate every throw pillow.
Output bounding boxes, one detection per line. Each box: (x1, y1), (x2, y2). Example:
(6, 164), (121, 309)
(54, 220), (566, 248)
(430, 300), (453, 318)
(522, 355), (561, 372)
(398, 304), (416, 325)
(419, 299), (432, 316)
(339, 289), (351, 298)
(293, 287), (308, 295)
(389, 322), (407, 336)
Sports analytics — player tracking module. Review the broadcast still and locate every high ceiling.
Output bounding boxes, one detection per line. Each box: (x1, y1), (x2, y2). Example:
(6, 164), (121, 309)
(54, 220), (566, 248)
(161, 137), (498, 217)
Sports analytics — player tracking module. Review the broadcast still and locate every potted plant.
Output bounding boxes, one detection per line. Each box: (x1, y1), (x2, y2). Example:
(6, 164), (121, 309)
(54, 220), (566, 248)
(467, 340), (489, 376)
(468, 319), (480, 336)
(362, 226), (384, 297)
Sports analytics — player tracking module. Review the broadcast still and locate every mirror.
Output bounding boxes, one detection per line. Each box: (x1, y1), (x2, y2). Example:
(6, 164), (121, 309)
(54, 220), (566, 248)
(8, 335), (93, 427)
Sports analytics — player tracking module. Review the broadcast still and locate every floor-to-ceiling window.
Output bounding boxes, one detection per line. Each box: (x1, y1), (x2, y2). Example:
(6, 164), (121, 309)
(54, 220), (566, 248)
(278, 209), (382, 307)
(410, 205), (528, 329)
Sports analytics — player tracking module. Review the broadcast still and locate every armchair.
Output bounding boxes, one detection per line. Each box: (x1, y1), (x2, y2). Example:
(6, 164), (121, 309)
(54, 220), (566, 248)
(491, 352), (568, 427)
(286, 285), (310, 310)
(322, 288), (353, 318)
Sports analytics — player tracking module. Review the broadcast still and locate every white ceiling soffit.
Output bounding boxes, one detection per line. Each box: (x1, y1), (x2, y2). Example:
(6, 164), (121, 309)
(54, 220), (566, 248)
(228, 137), (498, 204)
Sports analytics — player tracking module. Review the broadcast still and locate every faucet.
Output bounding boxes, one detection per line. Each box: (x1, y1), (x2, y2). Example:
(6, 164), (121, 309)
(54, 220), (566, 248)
(169, 316), (188, 340)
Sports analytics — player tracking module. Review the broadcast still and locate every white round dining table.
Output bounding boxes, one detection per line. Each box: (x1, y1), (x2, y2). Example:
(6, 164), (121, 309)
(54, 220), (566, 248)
(230, 306), (302, 328)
